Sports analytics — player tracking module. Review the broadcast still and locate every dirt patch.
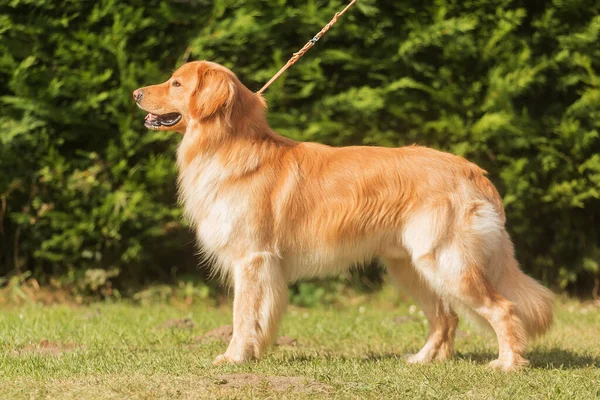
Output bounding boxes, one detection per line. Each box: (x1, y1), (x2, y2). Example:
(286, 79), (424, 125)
(195, 325), (298, 347)
(17, 339), (79, 356)
(195, 325), (233, 343)
(160, 318), (195, 330)
(393, 315), (417, 325)
(275, 336), (297, 347)
(84, 307), (102, 320)
(214, 373), (332, 393)
(456, 329), (472, 338)
(580, 299), (600, 310)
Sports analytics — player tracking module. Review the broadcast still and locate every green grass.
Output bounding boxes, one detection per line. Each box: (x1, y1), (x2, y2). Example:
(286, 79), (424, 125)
(0, 287), (599, 399)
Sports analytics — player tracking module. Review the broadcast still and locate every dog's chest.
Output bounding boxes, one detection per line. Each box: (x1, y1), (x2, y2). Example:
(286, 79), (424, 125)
(177, 156), (250, 256)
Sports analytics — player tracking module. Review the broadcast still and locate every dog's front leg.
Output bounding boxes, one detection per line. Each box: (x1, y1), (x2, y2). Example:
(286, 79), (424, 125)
(213, 252), (287, 365)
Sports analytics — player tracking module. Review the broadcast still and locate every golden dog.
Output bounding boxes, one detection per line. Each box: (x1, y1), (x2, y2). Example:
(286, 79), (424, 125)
(134, 61), (553, 371)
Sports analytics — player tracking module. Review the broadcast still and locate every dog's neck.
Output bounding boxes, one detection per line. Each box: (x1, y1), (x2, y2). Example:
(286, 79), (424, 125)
(177, 111), (295, 179)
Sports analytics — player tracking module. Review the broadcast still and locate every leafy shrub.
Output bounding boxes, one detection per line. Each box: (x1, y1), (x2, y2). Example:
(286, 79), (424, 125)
(0, 0), (201, 288)
(290, 281), (344, 308)
(1, 0), (599, 294)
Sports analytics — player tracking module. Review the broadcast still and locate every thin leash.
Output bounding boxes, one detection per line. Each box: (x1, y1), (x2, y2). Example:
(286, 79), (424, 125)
(256, 0), (358, 95)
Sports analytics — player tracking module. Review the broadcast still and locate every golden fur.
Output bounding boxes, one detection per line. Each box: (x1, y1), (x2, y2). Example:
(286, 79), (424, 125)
(134, 61), (554, 371)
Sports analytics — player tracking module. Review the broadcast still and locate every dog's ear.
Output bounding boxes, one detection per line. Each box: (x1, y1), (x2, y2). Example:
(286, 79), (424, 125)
(190, 67), (236, 121)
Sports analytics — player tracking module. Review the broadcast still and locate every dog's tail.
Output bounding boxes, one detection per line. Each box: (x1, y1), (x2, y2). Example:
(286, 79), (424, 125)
(496, 246), (554, 338)
(456, 200), (554, 338)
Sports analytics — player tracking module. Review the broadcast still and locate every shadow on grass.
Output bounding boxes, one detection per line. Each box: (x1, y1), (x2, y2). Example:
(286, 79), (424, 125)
(280, 348), (600, 370)
(528, 348), (600, 369)
(455, 348), (600, 370)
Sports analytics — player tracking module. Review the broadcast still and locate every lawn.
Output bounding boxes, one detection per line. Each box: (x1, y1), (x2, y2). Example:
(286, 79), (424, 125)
(0, 287), (599, 399)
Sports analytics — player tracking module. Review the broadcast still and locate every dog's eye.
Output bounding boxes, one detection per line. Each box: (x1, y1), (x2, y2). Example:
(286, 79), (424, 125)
(172, 81), (181, 87)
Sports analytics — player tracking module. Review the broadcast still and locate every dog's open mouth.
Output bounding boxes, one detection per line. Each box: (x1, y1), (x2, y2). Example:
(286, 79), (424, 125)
(144, 112), (182, 129)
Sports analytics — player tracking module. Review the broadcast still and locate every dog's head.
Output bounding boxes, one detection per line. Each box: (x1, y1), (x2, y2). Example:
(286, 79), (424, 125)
(133, 61), (248, 133)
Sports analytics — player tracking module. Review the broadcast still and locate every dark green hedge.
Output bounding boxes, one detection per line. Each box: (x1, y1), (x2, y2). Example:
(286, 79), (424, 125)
(1, 0), (599, 293)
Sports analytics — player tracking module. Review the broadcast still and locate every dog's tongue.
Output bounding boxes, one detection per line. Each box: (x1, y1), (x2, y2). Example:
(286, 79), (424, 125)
(145, 113), (158, 121)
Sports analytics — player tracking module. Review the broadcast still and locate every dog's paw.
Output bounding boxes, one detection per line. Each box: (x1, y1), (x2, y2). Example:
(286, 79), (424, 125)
(212, 354), (236, 366)
(487, 356), (529, 372)
(405, 352), (433, 365)
(405, 343), (454, 365)
(212, 353), (251, 366)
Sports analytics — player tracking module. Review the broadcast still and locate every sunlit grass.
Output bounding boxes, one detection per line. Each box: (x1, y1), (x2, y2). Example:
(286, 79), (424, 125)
(0, 287), (599, 399)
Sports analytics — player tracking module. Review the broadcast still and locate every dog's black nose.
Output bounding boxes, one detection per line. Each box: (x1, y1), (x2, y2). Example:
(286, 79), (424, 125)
(133, 89), (143, 102)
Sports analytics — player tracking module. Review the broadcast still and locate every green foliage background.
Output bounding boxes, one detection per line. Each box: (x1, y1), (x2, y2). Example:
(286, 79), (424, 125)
(1, 0), (599, 294)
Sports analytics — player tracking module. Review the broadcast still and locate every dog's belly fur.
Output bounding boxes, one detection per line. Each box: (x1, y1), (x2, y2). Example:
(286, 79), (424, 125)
(281, 235), (408, 282)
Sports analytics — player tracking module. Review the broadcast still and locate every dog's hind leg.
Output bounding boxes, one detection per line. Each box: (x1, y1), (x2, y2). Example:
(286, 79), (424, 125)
(213, 252), (287, 365)
(405, 201), (530, 371)
(453, 266), (529, 371)
(383, 256), (458, 364)
(412, 252), (528, 370)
